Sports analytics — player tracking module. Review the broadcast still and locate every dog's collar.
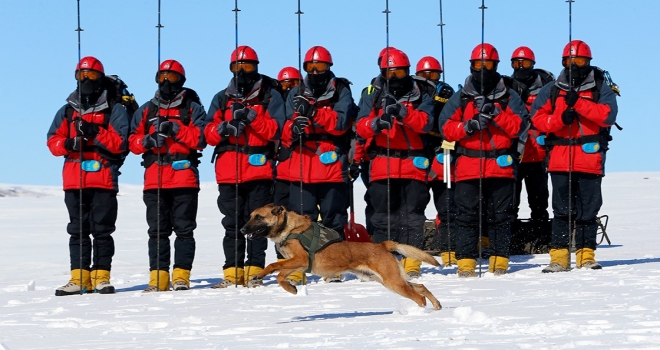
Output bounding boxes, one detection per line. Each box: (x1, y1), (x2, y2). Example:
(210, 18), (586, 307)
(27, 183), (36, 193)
(276, 212), (288, 233)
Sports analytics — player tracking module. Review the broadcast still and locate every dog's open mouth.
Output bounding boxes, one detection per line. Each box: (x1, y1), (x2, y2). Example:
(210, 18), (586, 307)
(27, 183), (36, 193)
(245, 227), (267, 239)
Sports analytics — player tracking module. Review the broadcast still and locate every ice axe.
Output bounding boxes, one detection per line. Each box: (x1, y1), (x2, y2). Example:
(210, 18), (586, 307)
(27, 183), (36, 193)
(344, 179), (370, 242)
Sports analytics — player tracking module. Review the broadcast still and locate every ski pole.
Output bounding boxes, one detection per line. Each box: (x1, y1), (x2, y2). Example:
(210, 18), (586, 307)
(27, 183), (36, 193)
(155, 0), (164, 291)
(75, 0), (84, 295)
(477, 0), (487, 277)
(232, 0), (240, 287)
(567, 0), (574, 268)
(383, 0), (391, 242)
(438, 0), (452, 266)
(296, 0), (304, 218)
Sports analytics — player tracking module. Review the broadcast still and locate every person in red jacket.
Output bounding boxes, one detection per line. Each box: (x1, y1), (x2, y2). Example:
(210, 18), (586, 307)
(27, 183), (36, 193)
(505, 47), (555, 240)
(415, 55), (457, 268)
(273, 66), (305, 286)
(204, 46), (285, 288)
(129, 60), (206, 292)
(530, 40), (617, 272)
(47, 56), (129, 296)
(438, 43), (528, 277)
(355, 48), (435, 278)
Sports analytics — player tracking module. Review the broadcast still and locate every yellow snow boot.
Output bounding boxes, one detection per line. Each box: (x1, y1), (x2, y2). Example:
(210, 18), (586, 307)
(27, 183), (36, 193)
(488, 256), (509, 275)
(542, 248), (571, 273)
(55, 269), (92, 296)
(440, 251), (457, 267)
(576, 248), (602, 270)
(144, 270), (170, 292)
(457, 258), (477, 278)
(212, 268), (245, 289)
(278, 259), (306, 285)
(244, 266), (264, 288)
(172, 268), (191, 291)
(90, 269), (115, 294)
(401, 258), (422, 279)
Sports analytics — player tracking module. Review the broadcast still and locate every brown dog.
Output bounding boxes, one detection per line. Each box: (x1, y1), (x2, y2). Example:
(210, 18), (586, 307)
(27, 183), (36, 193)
(241, 204), (442, 310)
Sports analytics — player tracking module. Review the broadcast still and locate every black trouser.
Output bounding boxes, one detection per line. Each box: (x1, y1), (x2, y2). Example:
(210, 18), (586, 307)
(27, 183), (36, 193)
(273, 179), (289, 260)
(218, 180), (273, 269)
(515, 161), (549, 220)
(288, 182), (348, 236)
(550, 172), (603, 250)
(64, 189), (117, 271)
(360, 160), (375, 235)
(430, 181), (457, 252)
(143, 188), (198, 271)
(368, 179), (430, 248)
(455, 178), (515, 260)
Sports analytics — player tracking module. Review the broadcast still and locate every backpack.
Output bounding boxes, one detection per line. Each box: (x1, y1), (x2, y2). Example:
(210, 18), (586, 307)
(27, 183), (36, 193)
(65, 75), (138, 165)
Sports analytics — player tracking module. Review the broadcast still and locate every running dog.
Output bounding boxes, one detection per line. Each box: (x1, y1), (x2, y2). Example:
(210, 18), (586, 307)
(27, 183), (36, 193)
(241, 204), (441, 310)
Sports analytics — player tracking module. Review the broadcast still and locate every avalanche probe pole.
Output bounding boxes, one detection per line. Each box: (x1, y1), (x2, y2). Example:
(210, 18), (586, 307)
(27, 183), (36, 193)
(75, 0), (84, 295)
(477, 0), (487, 277)
(296, 0), (304, 218)
(232, 0), (241, 287)
(567, 0), (574, 268)
(383, 0), (391, 242)
(438, 0), (453, 266)
(155, 0), (164, 291)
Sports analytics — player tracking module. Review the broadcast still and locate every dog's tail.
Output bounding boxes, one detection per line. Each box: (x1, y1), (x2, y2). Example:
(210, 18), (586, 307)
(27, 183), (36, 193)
(381, 241), (440, 267)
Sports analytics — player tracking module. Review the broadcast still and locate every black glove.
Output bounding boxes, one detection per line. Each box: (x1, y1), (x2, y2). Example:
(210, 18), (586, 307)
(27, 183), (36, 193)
(64, 138), (81, 152)
(142, 132), (167, 148)
(293, 96), (316, 118)
(472, 95), (490, 113)
(232, 103), (258, 124)
(564, 89), (579, 108)
(381, 94), (406, 119)
(464, 115), (489, 135)
(155, 120), (180, 137)
(479, 102), (501, 118)
(291, 116), (310, 135)
(348, 162), (361, 180)
(370, 117), (392, 132)
(561, 108), (578, 125)
(75, 119), (99, 138)
(218, 119), (244, 137)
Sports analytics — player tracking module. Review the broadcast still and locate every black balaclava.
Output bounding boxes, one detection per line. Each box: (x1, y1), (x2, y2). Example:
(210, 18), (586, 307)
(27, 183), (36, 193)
(308, 71), (331, 95)
(236, 62), (260, 92)
(79, 76), (104, 107)
(387, 74), (413, 99)
(565, 63), (592, 86)
(513, 66), (535, 82)
(158, 79), (184, 101)
(470, 67), (501, 94)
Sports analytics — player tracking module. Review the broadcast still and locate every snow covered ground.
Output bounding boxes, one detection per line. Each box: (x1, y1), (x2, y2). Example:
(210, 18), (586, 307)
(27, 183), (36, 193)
(1, 172), (659, 349)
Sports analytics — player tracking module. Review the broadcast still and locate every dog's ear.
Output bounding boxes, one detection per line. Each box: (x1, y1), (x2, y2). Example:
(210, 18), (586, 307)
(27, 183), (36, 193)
(271, 205), (285, 216)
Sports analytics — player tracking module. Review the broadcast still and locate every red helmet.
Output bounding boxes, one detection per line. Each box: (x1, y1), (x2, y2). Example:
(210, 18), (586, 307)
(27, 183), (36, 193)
(470, 43), (500, 62)
(277, 66), (301, 81)
(76, 56), (104, 74)
(380, 49), (410, 69)
(230, 45), (259, 63)
(158, 59), (186, 77)
(304, 46), (333, 65)
(416, 56), (442, 73)
(378, 47), (398, 64)
(511, 46), (535, 62)
(563, 40), (592, 59)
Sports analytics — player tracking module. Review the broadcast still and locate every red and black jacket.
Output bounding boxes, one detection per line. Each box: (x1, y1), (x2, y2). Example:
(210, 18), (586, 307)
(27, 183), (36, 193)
(47, 90), (129, 191)
(129, 89), (207, 190)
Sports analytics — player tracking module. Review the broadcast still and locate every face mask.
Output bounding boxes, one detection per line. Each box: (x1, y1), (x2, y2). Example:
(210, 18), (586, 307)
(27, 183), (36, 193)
(513, 67), (534, 81)
(308, 71), (330, 89)
(387, 75), (413, 98)
(80, 78), (100, 97)
(471, 68), (500, 93)
(236, 70), (260, 86)
(566, 64), (592, 86)
(158, 80), (183, 100)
